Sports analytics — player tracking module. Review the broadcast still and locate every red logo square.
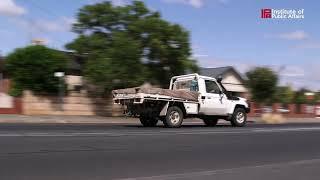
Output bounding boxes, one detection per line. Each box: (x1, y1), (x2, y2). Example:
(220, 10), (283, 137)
(261, 9), (272, 18)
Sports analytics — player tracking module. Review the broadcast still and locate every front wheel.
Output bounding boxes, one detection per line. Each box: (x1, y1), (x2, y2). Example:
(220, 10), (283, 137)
(164, 106), (184, 128)
(230, 108), (247, 127)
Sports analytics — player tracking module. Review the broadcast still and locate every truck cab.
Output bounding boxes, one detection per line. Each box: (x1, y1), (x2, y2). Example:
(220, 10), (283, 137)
(168, 74), (250, 126)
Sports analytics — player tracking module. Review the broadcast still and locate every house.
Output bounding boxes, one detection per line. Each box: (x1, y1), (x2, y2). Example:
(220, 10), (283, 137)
(0, 53), (124, 116)
(0, 53), (85, 92)
(0, 53), (85, 115)
(0, 56), (17, 112)
(0, 56), (9, 93)
(64, 52), (85, 91)
(200, 66), (248, 98)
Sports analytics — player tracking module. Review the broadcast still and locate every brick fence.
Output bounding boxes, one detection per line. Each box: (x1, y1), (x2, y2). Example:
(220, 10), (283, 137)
(22, 91), (123, 116)
(1, 91), (319, 118)
(248, 102), (319, 118)
(0, 98), (22, 114)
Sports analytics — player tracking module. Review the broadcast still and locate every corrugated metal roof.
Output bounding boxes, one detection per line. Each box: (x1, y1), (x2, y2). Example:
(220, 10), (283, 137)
(200, 66), (246, 84)
(200, 66), (233, 78)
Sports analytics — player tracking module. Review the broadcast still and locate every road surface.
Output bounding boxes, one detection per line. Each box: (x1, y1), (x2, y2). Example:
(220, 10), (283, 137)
(1, 122), (320, 180)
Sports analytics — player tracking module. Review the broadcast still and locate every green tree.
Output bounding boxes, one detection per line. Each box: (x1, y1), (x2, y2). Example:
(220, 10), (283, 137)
(245, 67), (278, 103)
(84, 32), (148, 92)
(5, 45), (68, 96)
(315, 91), (320, 103)
(273, 86), (294, 104)
(293, 89), (320, 104)
(293, 88), (308, 104)
(66, 1), (198, 93)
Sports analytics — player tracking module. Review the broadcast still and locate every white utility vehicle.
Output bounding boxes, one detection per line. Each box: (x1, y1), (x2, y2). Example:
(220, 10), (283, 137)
(113, 73), (250, 128)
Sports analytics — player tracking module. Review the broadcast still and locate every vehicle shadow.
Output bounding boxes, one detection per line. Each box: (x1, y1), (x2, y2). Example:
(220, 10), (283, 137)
(121, 124), (236, 128)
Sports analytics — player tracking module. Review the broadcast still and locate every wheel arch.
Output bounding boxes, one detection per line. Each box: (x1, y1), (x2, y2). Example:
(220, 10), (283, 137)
(159, 101), (187, 118)
(234, 104), (246, 111)
(228, 104), (246, 114)
(169, 102), (187, 117)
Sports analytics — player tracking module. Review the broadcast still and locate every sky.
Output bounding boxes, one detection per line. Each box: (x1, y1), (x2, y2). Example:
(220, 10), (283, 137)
(0, 0), (319, 90)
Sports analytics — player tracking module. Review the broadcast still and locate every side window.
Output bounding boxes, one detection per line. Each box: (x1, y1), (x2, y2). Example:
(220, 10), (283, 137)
(190, 79), (198, 92)
(173, 79), (198, 92)
(205, 80), (221, 94)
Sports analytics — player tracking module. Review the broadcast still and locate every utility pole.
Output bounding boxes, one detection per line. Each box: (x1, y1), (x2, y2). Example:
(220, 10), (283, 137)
(54, 72), (65, 111)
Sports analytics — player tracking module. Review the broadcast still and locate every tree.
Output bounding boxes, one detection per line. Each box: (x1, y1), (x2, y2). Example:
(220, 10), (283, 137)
(5, 45), (68, 96)
(66, 1), (198, 93)
(84, 32), (148, 92)
(315, 91), (320, 103)
(293, 88), (309, 104)
(245, 67), (278, 103)
(273, 86), (294, 104)
(293, 88), (320, 104)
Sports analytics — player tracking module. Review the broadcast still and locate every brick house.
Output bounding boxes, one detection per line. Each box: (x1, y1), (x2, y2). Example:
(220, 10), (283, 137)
(0, 56), (22, 113)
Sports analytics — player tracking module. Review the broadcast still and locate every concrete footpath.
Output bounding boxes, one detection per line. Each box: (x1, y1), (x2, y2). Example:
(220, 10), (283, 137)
(0, 115), (139, 124)
(0, 114), (319, 124)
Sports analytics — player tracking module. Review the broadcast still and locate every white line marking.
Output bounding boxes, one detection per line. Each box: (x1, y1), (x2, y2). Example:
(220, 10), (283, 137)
(0, 132), (125, 137)
(253, 127), (320, 132)
(117, 158), (320, 180)
(0, 127), (320, 137)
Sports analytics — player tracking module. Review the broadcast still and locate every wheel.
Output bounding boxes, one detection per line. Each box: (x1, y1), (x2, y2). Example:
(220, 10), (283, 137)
(202, 117), (218, 126)
(230, 108), (247, 127)
(164, 106), (184, 128)
(139, 116), (158, 127)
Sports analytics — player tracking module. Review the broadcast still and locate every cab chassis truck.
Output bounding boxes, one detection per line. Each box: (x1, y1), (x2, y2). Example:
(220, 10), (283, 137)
(113, 73), (250, 128)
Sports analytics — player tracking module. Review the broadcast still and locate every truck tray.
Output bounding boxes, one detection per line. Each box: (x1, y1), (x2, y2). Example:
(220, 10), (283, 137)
(112, 87), (199, 101)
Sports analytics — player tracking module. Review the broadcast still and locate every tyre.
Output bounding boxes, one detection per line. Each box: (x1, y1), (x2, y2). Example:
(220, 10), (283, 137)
(230, 108), (247, 127)
(164, 106), (184, 128)
(139, 116), (158, 127)
(202, 117), (218, 126)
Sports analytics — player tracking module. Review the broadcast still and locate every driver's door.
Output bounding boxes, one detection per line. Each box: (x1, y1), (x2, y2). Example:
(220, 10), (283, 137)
(199, 80), (228, 115)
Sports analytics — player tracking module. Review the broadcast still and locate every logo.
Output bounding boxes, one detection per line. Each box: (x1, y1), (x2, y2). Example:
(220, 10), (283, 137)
(261, 8), (304, 19)
(261, 9), (272, 18)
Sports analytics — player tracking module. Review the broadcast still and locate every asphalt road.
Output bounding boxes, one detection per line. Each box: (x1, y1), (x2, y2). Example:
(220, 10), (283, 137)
(1, 122), (320, 180)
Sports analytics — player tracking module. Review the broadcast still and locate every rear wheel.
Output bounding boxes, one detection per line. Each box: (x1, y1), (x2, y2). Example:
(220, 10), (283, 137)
(139, 116), (158, 127)
(230, 108), (247, 127)
(202, 117), (219, 126)
(164, 106), (184, 128)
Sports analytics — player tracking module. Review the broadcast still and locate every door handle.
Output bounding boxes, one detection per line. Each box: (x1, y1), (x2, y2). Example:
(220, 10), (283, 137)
(202, 96), (212, 99)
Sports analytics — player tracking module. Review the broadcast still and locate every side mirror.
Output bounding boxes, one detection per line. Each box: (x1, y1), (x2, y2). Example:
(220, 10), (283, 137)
(217, 75), (223, 83)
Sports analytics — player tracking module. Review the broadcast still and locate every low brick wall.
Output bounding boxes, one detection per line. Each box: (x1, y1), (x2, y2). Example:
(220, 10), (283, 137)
(0, 98), (22, 114)
(16, 92), (320, 118)
(22, 91), (123, 116)
(248, 102), (319, 118)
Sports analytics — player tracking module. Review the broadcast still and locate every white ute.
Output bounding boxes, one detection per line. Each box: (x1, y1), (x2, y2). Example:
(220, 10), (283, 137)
(113, 73), (250, 128)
